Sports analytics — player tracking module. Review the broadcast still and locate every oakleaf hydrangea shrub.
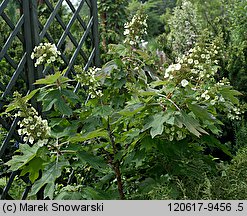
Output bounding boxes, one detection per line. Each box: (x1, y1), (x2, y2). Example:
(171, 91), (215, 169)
(2, 5), (246, 200)
(119, 36), (243, 143)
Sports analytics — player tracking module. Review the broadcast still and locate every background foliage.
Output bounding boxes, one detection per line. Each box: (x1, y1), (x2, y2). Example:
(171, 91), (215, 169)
(0, 0), (247, 200)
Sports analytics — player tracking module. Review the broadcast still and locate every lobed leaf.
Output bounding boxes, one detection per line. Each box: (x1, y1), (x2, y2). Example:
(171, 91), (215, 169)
(5, 144), (41, 171)
(30, 160), (69, 198)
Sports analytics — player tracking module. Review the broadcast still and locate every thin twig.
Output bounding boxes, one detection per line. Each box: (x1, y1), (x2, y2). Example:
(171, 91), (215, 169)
(158, 93), (181, 111)
(107, 117), (125, 200)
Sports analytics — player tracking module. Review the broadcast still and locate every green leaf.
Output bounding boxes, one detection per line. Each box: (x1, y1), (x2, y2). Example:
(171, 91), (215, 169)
(119, 103), (145, 117)
(140, 135), (156, 152)
(49, 118), (70, 127)
(55, 191), (83, 200)
(137, 90), (157, 97)
(37, 89), (59, 111)
(30, 160), (69, 198)
(54, 98), (73, 116)
(43, 98), (58, 112)
(34, 72), (62, 85)
(38, 89), (73, 115)
(51, 122), (78, 138)
(207, 123), (221, 135)
(78, 151), (108, 170)
(5, 144), (41, 171)
(219, 87), (242, 104)
(143, 113), (171, 138)
(44, 182), (55, 200)
(23, 89), (39, 102)
(132, 149), (145, 167)
(108, 44), (128, 56)
(5, 89), (39, 113)
(139, 69), (147, 84)
(60, 89), (80, 103)
(121, 128), (141, 144)
(20, 157), (44, 183)
(93, 105), (113, 117)
(102, 60), (118, 73)
(4, 102), (18, 113)
(150, 80), (167, 88)
(69, 129), (108, 143)
(36, 88), (50, 101)
(82, 187), (110, 200)
(135, 49), (150, 61)
(0, 178), (7, 187)
(188, 104), (214, 121)
(176, 111), (209, 137)
(174, 115), (183, 128)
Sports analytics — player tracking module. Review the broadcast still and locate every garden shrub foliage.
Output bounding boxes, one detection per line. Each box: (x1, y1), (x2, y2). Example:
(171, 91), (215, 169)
(1, 1), (246, 200)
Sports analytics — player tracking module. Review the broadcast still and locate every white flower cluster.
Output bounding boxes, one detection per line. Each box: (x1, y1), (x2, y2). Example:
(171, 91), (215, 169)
(181, 43), (221, 80)
(164, 63), (182, 80)
(194, 77), (244, 120)
(76, 67), (103, 98)
(31, 42), (61, 67)
(164, 41), (222, 86)
(200, 90), (211, 101)
(161, 38), (243, 122)
(17, 107), (50, 144)
(123, 10), (148, 47)
(194, 80), (220, 103)
(197, 78), (226, 102)
(215, 78), (230, 87)
(196, 89), (223, 105)
(227, 106), (244, 121)
(181, 79), (189, 87)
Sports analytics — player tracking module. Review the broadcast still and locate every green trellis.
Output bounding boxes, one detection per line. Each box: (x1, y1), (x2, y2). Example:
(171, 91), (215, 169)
(0, 0), (100, 199)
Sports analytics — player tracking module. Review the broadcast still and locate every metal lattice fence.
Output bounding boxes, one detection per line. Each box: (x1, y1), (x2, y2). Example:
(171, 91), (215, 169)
(0, 0), (100, 199)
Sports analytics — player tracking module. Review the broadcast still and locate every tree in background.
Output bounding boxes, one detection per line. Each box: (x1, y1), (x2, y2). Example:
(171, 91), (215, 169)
(226, 0), (247, 99)
(98, 0), (128, 52)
